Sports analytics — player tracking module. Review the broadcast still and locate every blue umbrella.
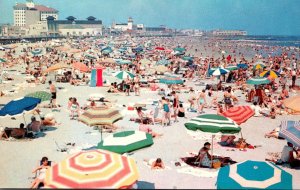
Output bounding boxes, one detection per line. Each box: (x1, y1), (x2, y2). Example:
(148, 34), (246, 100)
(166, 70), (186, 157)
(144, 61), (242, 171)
(237, 63), (248, 69)
(0, 97), (41, 117)
(159, 76), (184, 84)
(279, 121), (300, 147)
(156, 59), (170, 65)
(31, 49), (42, 55)
(217, 160), (292, 189)
(209, 68), (229, 76)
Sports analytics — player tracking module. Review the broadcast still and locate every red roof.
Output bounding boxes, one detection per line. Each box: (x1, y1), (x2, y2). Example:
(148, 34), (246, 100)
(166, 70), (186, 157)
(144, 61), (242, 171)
(13, 3), (58, 12)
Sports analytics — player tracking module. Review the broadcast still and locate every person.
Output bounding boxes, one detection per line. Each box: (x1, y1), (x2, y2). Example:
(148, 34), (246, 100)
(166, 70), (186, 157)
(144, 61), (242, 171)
(49, 81), (57, 108)
(144, 158), (165, 170)
(188, 89), (196, 110)
(41, 114), (61, 127)
(276, 142), (294, 165)
(197, 142), (218, 168)
(220, 135), (236, 147)
(69, 98), (80, 120)
(177, 104), (185, 118)
(138, 118), (162, 138)
(10, 123), (26, 139)
(250, 102), (263, 117)
(197, 89), (206, 114)
(217, 104), (224, 115)
(30, 157), (50, 189)
(290, 148), (300, 168)
(134, 77), (140, 96)
(265, 127), (284, 139)
(27, 116), (41, 132)
(82, 100), (97, 110)
(171, 91), (179, 122)
(162, 98), (171, 126)
(223, 88), (232, 110)
(291, 69), (296, 88)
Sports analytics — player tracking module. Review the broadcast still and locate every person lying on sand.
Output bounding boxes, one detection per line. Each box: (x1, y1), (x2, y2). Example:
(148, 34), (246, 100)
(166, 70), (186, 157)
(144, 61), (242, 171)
(144, 158), (165, 170)
(139, 118), (163, 138)
(30, 157), (50, 189)
(265, 127), (284, 139)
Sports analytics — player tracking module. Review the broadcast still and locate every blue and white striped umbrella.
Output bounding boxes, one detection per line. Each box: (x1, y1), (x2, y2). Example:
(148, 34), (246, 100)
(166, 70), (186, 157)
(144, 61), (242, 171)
(279, 120), (300, 147)
(156, 59), (170, 65)
(217, 160), (292, 189)
(209, 68), (229, 76)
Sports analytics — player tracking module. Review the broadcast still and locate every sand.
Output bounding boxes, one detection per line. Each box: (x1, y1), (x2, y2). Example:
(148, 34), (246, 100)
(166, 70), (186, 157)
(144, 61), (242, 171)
(0, 39), (299, 189)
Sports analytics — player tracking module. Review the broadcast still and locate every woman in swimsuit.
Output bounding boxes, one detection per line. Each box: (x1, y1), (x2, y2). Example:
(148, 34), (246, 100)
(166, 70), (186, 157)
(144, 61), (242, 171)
(197, 89), (206, 114)
(30, 157), (50, 189)
(171, 91), (179, 122)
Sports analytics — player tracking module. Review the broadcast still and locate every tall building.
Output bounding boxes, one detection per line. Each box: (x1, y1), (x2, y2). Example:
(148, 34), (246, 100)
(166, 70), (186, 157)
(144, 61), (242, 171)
(13, 0), (58, 27)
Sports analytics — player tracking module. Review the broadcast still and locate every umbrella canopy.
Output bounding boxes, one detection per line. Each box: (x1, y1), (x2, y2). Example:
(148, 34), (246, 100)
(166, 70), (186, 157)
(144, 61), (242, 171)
(182, 56), (193, 61)
(246, 77), (270, 85)
(0, 58), (6, 63)
(173, 47), (186, 52)
(31, 48), (42, 55)
(237, 63), (248, 69)
(25, 91), (51, 102)
(159, 76), (184, 84)
(260, 70), (280, 78)
(156, 59), (170, 66)
(217, 160), (292, 189)
(97, 130), (154, 154)
(117, 59), (132, 65)
(114, 71), (135, 80)
(78, 107), (123, 126)
(209, 68), (230, 76)
(139, 59), (151, 66)
(283, 96), (300, 112)
(43, 63), (70, 73)
(45, 149), (139, 189)
(226, 65), (238, 71)
(184, 114), (241, 134)
(73, 62), (90, 72)
(221, 106), (254, 125)
(155, 47), (165, 51)
(253, 63), (266, 70)
(0, 97), (41, 117)
(85, 53), (98, 59)
(279, 120), (300, 147)
(152, 65), (168, 73)
(100, 58), (116, 64)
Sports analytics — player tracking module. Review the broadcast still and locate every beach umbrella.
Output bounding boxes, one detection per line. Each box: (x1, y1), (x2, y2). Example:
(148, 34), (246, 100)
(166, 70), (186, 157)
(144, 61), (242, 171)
(139, 59), (152, 67)
(85, 53), (97, 59)
(152, 65), (168, 73)
(31, 48), (42, 55)
(114, 71), (135, 80)
(221, 50), (227, 54)
(184, 114), (241, 134)
(78, 107), (123, 126)
(159, 76), (184, 85)
(283, 96), (300, 112)
(117, 59), (132, 65)
(0, 97), (41, 117)
(173, 47), (186, 52)
(253, 63), (266, 70)
(217, 160), (292, 189)
(100, 58), (116, 64)
(182, 56), (193, 61)
(156, 59), (170, 66)
(260, 70), (280, 78)
(25, 91), (51, 102)
(73, 62), (90, 72)
(209, 68), (229, 76)
(155, 47), (165, 51)
(97, 130), (154, 154)
(225, 65), (238, 71)
(43, 63), (70, 73)
(246, 77), (271, 85)
(221, 106), (254, 125)
(0, 58), (6, 63)
(237, 63), (248, 69)
(279, 121), (300, 147)
(44, 149), (139, 189)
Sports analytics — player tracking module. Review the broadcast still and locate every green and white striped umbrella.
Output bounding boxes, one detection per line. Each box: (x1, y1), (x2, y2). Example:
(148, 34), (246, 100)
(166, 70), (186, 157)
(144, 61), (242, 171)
(184, 114), (241, 134)
(246, 77), (270, 85)
(114, 71), (135, 80)
(0, 58), (6, 63)
(97, 130), (154, 154)
(25, 91), (52, 102)
(225, 65), (238, 71)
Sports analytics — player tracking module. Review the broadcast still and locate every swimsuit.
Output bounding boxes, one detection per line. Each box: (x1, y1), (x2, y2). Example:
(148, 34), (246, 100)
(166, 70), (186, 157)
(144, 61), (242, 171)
(163, 104), (170, 112)
(199, 98), (205, 105)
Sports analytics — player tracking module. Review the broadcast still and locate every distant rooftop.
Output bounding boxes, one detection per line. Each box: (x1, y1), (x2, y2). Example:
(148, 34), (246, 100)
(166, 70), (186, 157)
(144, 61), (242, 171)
(14, 3), (58, 12)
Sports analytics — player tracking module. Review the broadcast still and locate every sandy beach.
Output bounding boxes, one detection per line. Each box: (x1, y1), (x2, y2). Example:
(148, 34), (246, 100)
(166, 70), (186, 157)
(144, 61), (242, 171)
(0, 37), (300, 189)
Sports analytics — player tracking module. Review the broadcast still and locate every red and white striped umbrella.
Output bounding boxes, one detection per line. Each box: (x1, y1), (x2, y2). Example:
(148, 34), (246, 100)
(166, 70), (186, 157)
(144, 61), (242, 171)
(221, 106), (254, 125)
(45, 149), (139, 189)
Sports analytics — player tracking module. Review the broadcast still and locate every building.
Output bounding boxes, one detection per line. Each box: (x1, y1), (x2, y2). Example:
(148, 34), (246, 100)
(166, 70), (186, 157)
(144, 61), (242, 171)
(212, 30), (247, 36)
(13, 0), (58, 27)
(47, 16), (103, 36)
(27, 21), (48, 36)
(0, 24), (27, 37)
(111, 17), (144, 32)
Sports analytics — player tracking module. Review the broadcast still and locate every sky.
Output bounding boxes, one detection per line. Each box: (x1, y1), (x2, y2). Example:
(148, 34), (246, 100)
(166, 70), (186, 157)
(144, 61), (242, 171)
(0, 0), (300, 35)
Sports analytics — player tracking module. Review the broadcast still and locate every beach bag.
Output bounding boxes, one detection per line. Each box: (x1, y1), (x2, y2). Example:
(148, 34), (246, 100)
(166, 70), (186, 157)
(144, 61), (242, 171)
(213, 160), (222, 169)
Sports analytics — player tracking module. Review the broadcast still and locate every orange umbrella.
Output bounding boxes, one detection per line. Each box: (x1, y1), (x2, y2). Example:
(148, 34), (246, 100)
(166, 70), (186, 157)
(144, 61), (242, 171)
(43, 63), (70, 73)
(283, 96), (300, 112)
(73, 62), (90, 72)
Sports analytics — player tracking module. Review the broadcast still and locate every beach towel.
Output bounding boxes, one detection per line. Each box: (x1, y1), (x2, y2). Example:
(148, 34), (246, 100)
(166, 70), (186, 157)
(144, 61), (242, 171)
(90, 69), (97, 87)
(177, 166), (218, 178)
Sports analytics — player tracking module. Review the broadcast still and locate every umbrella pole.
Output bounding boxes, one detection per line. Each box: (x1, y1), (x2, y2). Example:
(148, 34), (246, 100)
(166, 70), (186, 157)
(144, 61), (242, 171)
(211, 135), (214, 168)
(22, 113), (27, 126)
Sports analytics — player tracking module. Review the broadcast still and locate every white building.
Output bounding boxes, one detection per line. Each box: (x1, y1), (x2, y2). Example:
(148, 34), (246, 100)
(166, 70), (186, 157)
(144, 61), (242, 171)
(13, 0), (58, 27)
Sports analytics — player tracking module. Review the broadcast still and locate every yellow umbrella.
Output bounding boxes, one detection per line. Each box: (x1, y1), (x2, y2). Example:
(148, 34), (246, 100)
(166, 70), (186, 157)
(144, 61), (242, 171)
(283, 96), (300, 112)
(43, 63), (70, 73)
(45, 149), (139, 189)
(100, 58), (116, 64)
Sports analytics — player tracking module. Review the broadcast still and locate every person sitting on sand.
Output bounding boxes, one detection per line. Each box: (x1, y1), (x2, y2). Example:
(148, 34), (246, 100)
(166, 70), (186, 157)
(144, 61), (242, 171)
(144, 158), (165, 170)
(27, 116), (41, 132)
(177, 104), (185, 118)
(30, 157), (50, 189)
(220, 135), (236, 147)
(265, 127), (284, 139)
